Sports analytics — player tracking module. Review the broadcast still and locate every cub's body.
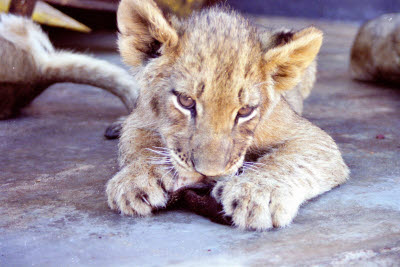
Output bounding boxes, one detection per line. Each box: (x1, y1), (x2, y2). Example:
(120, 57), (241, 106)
(107, 0), (349, 230)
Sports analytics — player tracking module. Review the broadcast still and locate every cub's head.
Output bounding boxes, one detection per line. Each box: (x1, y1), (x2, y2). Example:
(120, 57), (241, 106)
(118, 0), (322, 185)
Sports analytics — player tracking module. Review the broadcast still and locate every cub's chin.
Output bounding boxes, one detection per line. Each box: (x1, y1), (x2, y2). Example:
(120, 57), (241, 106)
(172, 166), (205, 191)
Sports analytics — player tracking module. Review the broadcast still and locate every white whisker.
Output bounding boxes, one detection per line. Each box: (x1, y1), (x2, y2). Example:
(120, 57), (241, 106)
(153, 146), (170, 151)
(161, 167), (174, 180)
(145, 148), (170, 156)
(148, 161), (170, 165)
(252, 81), (270, 89)
(161, 166), (174, 171)
(172, 169), (178, 180)
(241, 161), (262, 174)
(147, 156), (170, 161)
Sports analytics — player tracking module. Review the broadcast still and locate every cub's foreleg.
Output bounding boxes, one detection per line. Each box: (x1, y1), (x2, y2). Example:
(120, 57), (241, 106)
(106, 128), (175, 216)
(212, 121), (349, 231)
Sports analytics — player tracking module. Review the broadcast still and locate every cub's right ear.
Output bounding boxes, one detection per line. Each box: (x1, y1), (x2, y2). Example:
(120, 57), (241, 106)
(117, 0), (179, 66)
(263, 27), (323, 92)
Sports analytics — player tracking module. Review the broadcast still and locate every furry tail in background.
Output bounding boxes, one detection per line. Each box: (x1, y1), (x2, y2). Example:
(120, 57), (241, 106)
(0, 14), (139, 138)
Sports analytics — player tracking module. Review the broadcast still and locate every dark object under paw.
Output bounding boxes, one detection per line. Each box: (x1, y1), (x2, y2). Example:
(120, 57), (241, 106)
(167, 182), (233, 226)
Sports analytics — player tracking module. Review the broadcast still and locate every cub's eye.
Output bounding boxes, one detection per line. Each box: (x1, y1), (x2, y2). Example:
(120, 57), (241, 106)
(237, 106), (255, 117)
(178, 94), (195, 109)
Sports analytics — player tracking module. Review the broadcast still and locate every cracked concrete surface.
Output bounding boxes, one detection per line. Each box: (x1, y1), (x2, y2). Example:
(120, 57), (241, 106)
(1, 17), (400, 266)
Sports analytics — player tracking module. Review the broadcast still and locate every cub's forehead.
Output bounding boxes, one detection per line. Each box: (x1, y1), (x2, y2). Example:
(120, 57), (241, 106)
(178, 9), (262, 70)
(172, 10), (264, 104)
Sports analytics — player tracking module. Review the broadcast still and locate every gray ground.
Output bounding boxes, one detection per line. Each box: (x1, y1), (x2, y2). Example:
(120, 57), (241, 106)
(1, 17), (399, 266)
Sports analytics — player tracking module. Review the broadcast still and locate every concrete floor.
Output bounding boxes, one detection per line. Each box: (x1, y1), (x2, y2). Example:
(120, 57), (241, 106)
(1, 16), (400, 266)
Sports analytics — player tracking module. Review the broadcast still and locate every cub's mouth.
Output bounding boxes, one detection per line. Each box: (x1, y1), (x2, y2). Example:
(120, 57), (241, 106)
(147, 146), (256, 191)
(169, 155), (250, 191)
(171, 161), (257, 191)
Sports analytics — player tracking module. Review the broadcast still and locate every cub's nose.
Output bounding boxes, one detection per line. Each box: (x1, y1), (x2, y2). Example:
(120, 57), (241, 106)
(190, 134), (232, 177)
(192, 157), (227, 177)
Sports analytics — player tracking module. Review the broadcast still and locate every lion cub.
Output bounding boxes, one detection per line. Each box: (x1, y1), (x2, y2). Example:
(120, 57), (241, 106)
(106, 0), (349, 230)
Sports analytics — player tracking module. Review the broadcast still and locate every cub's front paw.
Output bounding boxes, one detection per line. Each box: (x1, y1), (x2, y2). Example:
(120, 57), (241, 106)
(106, 167), (169, 216)
(212, 177), (303, 231)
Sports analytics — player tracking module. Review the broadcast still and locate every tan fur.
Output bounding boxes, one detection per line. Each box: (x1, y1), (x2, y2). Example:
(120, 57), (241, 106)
(107, 0), (349, 230)
(0, 14), (139, 120)
(350, 14), (400, 83)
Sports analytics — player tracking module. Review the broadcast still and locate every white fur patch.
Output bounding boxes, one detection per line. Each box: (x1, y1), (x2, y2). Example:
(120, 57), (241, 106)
(237, 109), (258, 124)
(172, 95), (192, 117)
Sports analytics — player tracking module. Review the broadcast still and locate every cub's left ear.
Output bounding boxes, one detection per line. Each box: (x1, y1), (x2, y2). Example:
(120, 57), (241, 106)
(264, 27), (323, 92)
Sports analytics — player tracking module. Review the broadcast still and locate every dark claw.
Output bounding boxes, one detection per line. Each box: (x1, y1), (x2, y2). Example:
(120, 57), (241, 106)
(216, 186), (224, 200)
(137, 192), (150, 205)
(231, 200), (239, 210)
(104, 124), (122, 139)
(157, 179), (167, 193)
